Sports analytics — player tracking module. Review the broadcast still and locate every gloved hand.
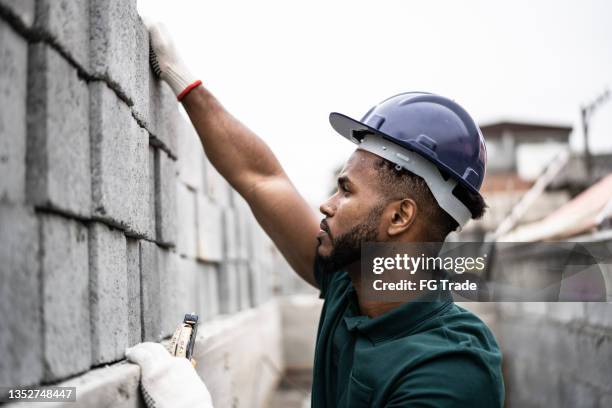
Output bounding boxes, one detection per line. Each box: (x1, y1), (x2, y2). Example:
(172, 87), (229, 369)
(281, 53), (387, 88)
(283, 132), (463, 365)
(126, 342), (214, 408)
(145, 20), (202, 100)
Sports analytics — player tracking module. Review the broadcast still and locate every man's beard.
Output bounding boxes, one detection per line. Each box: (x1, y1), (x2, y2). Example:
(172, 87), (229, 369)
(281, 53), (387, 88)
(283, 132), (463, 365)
(315, 204), (385, 275)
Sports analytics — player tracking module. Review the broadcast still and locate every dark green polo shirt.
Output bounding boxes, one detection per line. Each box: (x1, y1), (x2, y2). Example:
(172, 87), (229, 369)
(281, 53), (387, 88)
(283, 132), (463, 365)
(311, 261), (504, 407)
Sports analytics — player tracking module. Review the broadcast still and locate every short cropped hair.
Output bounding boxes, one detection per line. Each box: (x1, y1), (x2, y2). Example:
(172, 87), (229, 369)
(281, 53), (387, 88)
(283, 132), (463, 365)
(373, 157), (487, 240)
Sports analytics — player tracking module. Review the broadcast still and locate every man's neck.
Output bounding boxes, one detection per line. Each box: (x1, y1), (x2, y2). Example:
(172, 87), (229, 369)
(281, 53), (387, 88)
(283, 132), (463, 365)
(345, 262), (407, 318)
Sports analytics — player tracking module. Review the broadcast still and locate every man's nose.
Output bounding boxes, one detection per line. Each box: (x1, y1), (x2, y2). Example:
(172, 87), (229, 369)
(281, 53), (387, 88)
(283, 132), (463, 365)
(319, 196), (335, 217)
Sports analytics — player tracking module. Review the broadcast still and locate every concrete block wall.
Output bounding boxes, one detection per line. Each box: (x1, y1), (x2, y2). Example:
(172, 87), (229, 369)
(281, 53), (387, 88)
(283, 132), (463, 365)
(0, 0), (286, 401)
(487, 238), (612, 408)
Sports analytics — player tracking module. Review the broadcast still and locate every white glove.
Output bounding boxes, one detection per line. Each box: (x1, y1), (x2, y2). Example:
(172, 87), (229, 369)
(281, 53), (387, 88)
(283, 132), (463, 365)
(126, 342), (214, 408)
(145, 20), (201, 100)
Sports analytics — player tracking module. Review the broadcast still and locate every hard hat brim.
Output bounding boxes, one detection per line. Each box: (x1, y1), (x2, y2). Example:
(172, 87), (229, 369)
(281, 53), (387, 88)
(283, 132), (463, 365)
(329, 111), (482, 197)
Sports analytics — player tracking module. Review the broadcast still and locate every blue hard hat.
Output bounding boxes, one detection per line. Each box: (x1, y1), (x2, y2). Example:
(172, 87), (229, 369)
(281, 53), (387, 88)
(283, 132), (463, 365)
(329, 92), (487, 197)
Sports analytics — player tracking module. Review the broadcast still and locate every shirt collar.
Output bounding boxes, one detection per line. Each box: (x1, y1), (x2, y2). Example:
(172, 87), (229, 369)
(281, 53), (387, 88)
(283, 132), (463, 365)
(343, 284), (453, 344)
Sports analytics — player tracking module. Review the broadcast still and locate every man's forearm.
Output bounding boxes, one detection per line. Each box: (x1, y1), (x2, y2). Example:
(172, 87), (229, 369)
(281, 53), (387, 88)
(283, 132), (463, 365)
(181, 85), (286, 198)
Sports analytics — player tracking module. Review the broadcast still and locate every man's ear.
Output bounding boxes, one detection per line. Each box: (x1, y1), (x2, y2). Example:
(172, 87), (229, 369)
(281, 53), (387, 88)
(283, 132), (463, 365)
(386, 198), (417, 237)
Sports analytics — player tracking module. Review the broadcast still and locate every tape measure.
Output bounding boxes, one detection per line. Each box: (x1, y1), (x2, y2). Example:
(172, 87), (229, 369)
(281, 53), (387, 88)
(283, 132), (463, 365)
(167, 313), (199, 366)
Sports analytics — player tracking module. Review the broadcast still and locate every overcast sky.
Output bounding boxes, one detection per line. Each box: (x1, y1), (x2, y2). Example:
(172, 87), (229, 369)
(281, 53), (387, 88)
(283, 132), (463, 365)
(138, 0), (612, 207)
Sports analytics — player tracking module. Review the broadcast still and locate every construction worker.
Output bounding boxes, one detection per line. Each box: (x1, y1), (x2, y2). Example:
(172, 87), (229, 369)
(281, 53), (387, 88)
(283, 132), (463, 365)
(127, 21), (504, 408)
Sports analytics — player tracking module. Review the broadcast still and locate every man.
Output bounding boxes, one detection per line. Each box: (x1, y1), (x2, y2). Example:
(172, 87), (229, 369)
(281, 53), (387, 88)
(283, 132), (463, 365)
(128, 21), (504, 408)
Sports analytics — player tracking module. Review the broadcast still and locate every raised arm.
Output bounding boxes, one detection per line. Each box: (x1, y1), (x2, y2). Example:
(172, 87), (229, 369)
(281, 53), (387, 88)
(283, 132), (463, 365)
(147, 22), (320, 286)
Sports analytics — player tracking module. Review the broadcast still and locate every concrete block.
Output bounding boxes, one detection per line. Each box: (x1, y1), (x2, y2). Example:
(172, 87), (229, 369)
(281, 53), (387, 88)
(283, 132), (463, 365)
(27, 363), (142, 408)
(175, 257), (200, 318)
(207, 264), (220, 319)
(196, 263), (220, 320)
(148, 72), (178, 156)
(223, 207), (239, 260)
(176, 182), (197, 258)
(158, 248), (180, 338)
(89, 222), (128, 365)
(155, 149), (177, 247)
(0, 205), (42, 387)
(130, 18), (149, 129)
(90, 81), (152, 238)
(0, 21), (27, 204)
(0, 0), (35, 28)
(140, 240), (161, 342)
(147, 146), (156, 237)
(233, 193), (253, 261)
(39, 214), (91, 381)
(126, 239), (141, 346)
(176, 116), (205, 191)
(34, 0), (89, 69)
(218, 262), (240, 314)
(26, 43), (90, 217)
(204, 159), (232, 206)
(197, 194), (224, 262)
(89, 0), (143, 106)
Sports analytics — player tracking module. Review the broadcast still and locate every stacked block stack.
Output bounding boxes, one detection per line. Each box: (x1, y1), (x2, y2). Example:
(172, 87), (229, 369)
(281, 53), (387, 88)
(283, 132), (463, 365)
(0, 0), (283, 391)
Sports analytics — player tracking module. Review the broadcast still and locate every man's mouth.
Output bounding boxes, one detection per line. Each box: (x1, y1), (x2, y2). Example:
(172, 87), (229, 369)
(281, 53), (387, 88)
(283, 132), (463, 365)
(317, 220), (330, 240)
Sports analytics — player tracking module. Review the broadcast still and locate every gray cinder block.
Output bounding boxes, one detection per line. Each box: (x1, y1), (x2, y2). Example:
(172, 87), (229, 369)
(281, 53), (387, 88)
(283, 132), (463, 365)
(89, 0), (140, 105)
(195, 262), (220, 321)
(26, 43), (90, 218)
(174, 257), (200, 323)
(0, 205), (42, 388)
(140, 240), (161, 342)
(148, 146), (156, 239)
(197, 194), (224, 263)
(204, 159), (232, 206)
(218, 262), (240, 314)
(155, 148), (177, 247)
(90, 81), (152, 238)
(148, 71), (178, 157)
(40, 214), (91, 381)
(34, 0), (90, 70)
(0, 0), (35, 28)
(176, 116), (205, 191)
(131, 18), (149, 128)
(176, 182), (197, 259)
(126, 238), (141, 346)
(0, 21), (27, 204)
(158, 248), (180, 338)
(89, 222), (128, 365)
(233, 192), (253, 261)
(223, 207), (239, 261)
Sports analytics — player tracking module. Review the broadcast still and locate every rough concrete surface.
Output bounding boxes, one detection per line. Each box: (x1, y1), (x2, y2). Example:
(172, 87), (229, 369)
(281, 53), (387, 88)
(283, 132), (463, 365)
(155, 149), (177, 246)
(197, 194), (224, 262)
(0, 20), (27, 204)
(89, 222), (129, 365)
(0, 205), (42, 388)
(89, 0), (141, 105)
(40, 214), (91, 381)
(126, 238), (142, 346)
(34, 0), (89, 70)
(0, 0), (35, 29)
(175, 182), (197, 258)
(90, 81), (151, 238)
(26, 43), (90, 218)
(139, 240), (161, 342)
(0, 2), (293, 403)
